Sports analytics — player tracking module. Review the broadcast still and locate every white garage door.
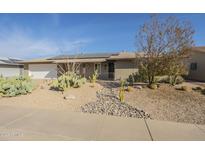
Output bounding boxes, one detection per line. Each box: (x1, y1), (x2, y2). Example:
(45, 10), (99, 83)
(29, 64), (57, 79)
(0, 66), (23, 77)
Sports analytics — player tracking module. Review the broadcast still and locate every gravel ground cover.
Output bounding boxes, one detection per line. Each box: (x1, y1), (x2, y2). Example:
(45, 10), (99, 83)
(81, 87), (151, 119)
(124, 83), (205, 124)
(0, 80), (102, 112)
(1, 79), (205, 124)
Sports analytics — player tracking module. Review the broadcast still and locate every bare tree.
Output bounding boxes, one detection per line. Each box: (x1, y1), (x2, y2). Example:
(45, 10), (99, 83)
(57, 47), (82, 76)
(136, 15), (194, 85)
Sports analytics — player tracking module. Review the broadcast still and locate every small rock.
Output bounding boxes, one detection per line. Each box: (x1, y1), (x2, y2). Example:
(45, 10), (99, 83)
(64, 95), (76, 100)
(135, 85), (142, 90)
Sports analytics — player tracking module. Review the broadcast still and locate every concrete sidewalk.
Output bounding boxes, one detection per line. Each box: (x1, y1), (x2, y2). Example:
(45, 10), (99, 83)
(0, 105), (204, 141)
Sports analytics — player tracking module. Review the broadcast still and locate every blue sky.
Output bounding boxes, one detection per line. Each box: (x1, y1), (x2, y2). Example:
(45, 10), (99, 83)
(0, 13), (204, 59)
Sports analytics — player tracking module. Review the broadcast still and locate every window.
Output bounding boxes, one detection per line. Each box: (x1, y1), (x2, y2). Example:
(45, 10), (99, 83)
(94, 63), (101, 74)
(190, 63), (197, 71)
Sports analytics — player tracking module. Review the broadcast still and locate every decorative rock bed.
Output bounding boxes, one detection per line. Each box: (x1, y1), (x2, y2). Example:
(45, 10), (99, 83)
(81, 88), (151, 119)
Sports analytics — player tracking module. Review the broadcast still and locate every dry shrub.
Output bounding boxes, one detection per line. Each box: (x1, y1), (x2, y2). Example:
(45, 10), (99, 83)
(126, 86), (133, 92)
(176, 86), (191, 92)
(148, 84), (158, 90)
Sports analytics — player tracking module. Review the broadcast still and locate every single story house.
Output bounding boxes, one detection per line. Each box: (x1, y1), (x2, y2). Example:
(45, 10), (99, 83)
(187, 46), (205, 82)
(19, 47), (205, 82)
(20, 52), (139, 80)
(0, 57), (24, 77)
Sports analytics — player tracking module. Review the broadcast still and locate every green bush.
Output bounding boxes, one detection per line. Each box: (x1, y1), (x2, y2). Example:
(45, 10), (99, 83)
(158, 75), (184, 85)
(0, 76), (33, 97)
(127, 71), (148, 85)
(168, 76), (184, 85)
(50, 72), (86, 91)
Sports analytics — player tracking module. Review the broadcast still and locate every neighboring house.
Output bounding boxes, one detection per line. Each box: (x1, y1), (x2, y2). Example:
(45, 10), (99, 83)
(187, 46), (205, 82)
(20, 52), (138, 80)
(0, 57), (24, 77)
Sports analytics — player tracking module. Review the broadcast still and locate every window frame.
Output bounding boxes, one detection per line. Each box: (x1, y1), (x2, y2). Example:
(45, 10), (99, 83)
(190, 62), (197, 71)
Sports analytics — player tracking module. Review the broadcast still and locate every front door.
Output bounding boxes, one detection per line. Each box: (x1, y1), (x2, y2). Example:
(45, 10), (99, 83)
(108, 62), (114, 80)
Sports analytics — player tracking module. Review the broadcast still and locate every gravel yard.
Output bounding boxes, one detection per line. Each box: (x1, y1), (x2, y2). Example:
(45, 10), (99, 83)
(0, 80), (102, 112)
(0, 80), (205, 125)
(124, 83), (205, 124)
(81, 88), (150, 119)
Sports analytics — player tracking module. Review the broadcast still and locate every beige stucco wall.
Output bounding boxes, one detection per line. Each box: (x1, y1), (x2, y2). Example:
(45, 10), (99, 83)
(114, 60), (138, 80)
(23, 60), (138, 81)
(187, 51), (205, 81)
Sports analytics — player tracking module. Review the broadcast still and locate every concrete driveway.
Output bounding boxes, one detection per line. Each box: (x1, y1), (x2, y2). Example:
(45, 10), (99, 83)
(0, 105), (205, 141)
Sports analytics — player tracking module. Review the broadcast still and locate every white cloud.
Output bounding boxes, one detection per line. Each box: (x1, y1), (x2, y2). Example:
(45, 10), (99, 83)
(0, 26), (92, 59)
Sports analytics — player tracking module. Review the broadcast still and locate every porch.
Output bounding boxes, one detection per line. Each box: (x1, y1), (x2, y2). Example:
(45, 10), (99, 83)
(54, 59), (115, 80)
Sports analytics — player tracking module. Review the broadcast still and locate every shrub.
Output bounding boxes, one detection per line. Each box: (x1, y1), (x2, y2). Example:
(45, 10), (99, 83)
(181, 86), (189, 91)
(127, 70), (148, 85)
(176, 86), (191, 92)
(158, 75), (184, 85)
(126, 86), (133, 92)
(168, 75), (184, 85)
(192, 86), (203, 92)
(192, 87), (205, 95)
(50, 72), (86, 91)
(0, 76), (34, 97)
(148, 84), (158, 90)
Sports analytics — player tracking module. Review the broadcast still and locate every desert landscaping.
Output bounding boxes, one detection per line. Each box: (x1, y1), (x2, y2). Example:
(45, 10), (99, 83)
(124, 82), (205, 124)
(0, 80), (102, 112)
(0, 79), (205, 125)
(0, 14), (205, 129)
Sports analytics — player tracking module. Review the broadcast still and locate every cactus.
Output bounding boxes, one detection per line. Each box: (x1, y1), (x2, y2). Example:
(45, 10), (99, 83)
(119, 79), (125, 102)
(0, 76), (34, 97)
(89, 70), (98, 84)
(50, 72), (86, 91)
